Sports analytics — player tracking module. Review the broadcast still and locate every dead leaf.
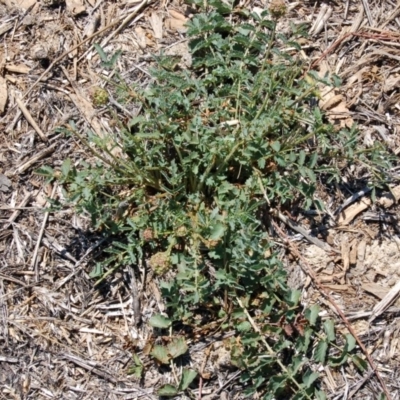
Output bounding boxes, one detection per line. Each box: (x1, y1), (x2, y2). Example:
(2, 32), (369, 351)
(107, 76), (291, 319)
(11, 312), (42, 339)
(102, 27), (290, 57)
(362, 282), (393, 303)
(1, 0), (36, 9)
(149, 12), (163, 39)
(134, 27), (148, 49)
(383, 75), (400, 93)
(65, 0), (86, 15)
(168, 9), (186, 20)
(0, 76), (7, 114)
(165, 9), (188, 32)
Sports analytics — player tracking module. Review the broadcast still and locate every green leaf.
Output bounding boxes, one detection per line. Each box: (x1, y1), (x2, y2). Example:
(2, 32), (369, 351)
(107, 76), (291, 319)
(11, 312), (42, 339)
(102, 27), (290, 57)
(305, 167), (316, 183)
(345, 334), (356, 352)
(287, 289), (301, 307)
(329, 352), (348, 367)
(315, 389), (327, 400)
(314, 339), (328, 364)
(35, 165), (55, 178)
(179, 369), (197, 391)
(323, 319), (335, 342)
(167, 336), (188, 359)
(108, 50), (122, 68)
(148, 314), (172, 329)
(298, 150), (306, 166)
(309, 152), (318, 168)
(89, 263), (103, 278)
(351, 355), (367, 372)
(271, 141), (281, 152)
(157, 384), (179, 397)
(302, 370), (319, 388)
(236, 321), (251, 332)
(151, 345), (170, 364)
(127, 354), (144, 378)
(209, 223), (226, 240)
(305, 304), (319, 326)
(93, 43), (108, 62)
(61, 159), (72, 177)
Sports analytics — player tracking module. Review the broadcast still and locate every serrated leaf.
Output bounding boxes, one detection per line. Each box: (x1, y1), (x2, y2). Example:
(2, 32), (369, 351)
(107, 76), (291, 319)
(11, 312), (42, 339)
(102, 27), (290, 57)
(167, 336), (188, 359)
(236, 321), (251, 332)
(128, 116), (143, 129)
(148, 314), (172, 329)
(323, 319), (335, 342)
(351, 355), (367, 372)
(179, 369), (197, 391)
(314, 339), (328, 364)
(151, 345), (170, 364)
(157, 384), (178, 397)
(35, 165), (55, 178)
(305, 304), (319, 326)
(305, 167), (316, 182)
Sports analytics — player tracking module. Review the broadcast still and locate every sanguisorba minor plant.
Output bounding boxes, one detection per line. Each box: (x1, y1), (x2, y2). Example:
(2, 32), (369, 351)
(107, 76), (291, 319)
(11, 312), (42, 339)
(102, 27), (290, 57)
(40, 0), (391, 398)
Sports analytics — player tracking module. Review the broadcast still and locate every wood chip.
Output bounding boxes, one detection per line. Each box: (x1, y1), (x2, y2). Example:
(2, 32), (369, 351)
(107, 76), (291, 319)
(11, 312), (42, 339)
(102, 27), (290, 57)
(5, 64), (31, 74)
(362, 282), (389, 300)
(336, 198), (371, 225)
(149, 11), (163, 39)
(165, 9), (188, 32)
(369, 280), (400, 322)
(0, 75), (7, 114)
(65, 0), (86, 15)
(349, 239), (358, 265)
(378, 185), (400, 208)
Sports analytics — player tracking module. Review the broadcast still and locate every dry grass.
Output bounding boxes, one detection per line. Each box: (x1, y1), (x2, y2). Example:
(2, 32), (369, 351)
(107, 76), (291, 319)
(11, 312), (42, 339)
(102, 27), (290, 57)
(1, 0), (400, 398)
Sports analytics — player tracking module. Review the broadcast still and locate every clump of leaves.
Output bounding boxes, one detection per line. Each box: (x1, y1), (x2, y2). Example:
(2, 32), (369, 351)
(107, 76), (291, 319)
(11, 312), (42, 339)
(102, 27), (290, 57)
(40, 0), (390, 397)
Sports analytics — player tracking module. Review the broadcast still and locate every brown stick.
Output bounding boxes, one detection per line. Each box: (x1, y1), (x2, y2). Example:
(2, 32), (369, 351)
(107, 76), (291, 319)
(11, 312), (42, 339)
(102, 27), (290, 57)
(272, 221), (392, 400)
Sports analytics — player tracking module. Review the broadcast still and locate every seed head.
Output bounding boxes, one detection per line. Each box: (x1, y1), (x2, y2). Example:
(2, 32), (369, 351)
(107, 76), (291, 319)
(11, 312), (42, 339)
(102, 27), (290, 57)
(142, 228), (154, 242)
(148, 252), (170, 275)
(269, 0), (287, 20)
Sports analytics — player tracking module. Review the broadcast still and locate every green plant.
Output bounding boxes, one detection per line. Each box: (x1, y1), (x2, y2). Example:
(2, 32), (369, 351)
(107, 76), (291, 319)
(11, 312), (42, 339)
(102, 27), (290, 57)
(38, 0), (391, 397)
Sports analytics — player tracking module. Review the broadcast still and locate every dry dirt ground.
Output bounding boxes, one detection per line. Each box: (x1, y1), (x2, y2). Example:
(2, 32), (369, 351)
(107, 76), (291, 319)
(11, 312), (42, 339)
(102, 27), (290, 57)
(1, 0), (400, 399)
